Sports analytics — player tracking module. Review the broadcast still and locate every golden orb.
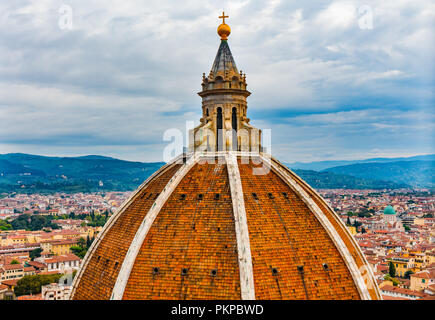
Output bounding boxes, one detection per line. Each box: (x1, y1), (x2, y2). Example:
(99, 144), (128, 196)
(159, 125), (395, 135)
(217, 23), (231, 40)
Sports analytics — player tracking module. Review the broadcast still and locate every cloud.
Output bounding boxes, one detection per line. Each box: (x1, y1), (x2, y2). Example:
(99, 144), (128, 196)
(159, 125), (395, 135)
(0, 0), (433, 162)
(314, 1), (357, 30)
(261, 108), (434, 162)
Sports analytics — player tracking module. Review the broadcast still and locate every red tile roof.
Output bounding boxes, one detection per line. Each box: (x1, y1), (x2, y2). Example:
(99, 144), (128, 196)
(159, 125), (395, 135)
(1, 279), (18, 287)
(17, 294), (42, 300)
(412, 268), (435, 279)
(23, 266), (36, 272)
(27, 261), (46, 269)
(45, 254), (80, 264)
(1, 264), (24, 271)
(381, 285), (427, 298)
(382, 295), (410, 300)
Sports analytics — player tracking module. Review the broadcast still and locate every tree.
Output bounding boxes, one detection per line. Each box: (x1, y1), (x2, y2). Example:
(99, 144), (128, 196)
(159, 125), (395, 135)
(361, 227), (367, 234)
(389, 261), (396, 278)
(404, 224), (410, 232)
(10, 214), (30, 230)
(70, 237), (88, 259)
(10, 260), (19, 265)
(404, 270), (414, 279)
(14, 274), (62, 296)
(10, 214), (60, 231)
(384, 274), (400, 286)
(0, 220), (12, 231)
(30, 248), (43, 261)
(77, 237), (86, 248)
(358, 209), (370, 218)
(70, 246), (87, 259)
(31, 215), (45, 230)
(353, 220), (362, 228)
(346, 217), (351, 226)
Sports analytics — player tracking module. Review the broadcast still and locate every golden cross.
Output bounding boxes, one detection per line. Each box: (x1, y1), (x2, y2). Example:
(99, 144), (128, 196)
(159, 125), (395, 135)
(219, 11), (229, 24)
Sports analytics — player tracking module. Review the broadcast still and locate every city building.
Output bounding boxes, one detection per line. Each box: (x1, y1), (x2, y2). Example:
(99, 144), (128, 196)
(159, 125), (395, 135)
(0, 264), (35, 282)
(380, 284), (428, 300)
(42, 283), (72, 300)
(410, 266), (435, 292)
(41, 239), (78, 255)
(388, 257), (412, 277)
(383, 205), (397, 224)
(0, 283), (9, 299)
(35, 254), (81, 273)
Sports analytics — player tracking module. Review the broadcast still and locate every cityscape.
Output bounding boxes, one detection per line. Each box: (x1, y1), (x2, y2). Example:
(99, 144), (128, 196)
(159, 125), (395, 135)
(0, 188), (433, 300)
(0, 0), (434, 307)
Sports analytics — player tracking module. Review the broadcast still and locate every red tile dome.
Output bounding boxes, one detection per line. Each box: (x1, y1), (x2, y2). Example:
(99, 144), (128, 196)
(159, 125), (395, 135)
(70, 154), (381, 300)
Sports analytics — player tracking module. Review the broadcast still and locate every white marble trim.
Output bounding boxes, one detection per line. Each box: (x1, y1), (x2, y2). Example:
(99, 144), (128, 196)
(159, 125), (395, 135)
(69, 154), (184, 299)
(110, 154), (199, 300)
(225, 152), (256, 300)
(264, 156), (372, 300)
(271, 158), (382, 300)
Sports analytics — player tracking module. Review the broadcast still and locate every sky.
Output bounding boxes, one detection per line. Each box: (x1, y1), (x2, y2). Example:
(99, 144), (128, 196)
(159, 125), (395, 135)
(0, 0), (434, 163)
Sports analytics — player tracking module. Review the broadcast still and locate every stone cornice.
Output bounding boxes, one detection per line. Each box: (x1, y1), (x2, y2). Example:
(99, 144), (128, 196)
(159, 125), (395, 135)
(198, 88), (251, 98)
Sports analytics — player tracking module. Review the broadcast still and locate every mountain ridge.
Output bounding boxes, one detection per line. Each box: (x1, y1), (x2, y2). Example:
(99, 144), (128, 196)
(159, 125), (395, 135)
(287, 154), (435, 171)
(0, 153), (419, 193)
(324, 160), (434, 188)
(0, 153), (164, 193)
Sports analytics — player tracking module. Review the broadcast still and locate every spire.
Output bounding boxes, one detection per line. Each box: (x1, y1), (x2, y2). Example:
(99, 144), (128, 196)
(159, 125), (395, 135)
(212, 11), (238, 76)
(211, 40), (238, 76)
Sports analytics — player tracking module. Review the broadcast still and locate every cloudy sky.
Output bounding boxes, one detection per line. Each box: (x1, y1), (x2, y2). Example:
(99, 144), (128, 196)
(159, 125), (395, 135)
(0, 0), (434, 163)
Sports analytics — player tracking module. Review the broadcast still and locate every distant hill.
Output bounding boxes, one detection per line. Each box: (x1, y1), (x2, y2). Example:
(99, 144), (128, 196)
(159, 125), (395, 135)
(293, 169), (408, 189)
(287, 154), (435, 171)
(0, 153), (164, 193)
(0, 153), (414, 193)
(324, 160), (434, 188)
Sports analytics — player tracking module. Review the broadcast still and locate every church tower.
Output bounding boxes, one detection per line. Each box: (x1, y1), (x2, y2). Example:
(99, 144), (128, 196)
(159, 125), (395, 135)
(190, 12), (261, 153)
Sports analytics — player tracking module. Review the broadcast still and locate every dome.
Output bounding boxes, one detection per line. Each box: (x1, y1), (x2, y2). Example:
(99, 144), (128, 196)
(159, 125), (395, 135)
(217, 23), (231, 40)
(69, 13), (381, 300)
(383, 205), (396, 215)
(70, 154), (380, 300)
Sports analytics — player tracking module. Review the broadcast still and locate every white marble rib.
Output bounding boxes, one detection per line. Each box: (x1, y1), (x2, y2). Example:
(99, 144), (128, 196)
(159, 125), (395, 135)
(264, 155), (372, 300)
(271, 157), (382, 300)
(110, 154), (199, 300)
(69, 154), (184, 299)
(225, 152), (256, 300)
